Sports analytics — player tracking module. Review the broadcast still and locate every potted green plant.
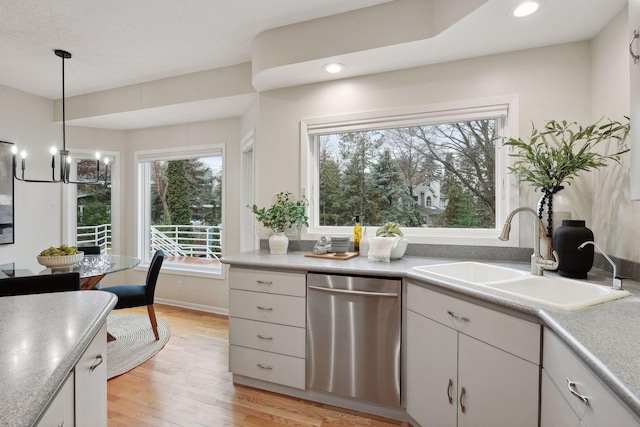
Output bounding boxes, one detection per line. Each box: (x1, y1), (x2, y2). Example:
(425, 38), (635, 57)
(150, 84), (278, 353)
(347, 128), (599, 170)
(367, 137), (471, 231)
(503, 118), (629, 238)
(249, 191), (309, 254)
(376, 222), (408, 259)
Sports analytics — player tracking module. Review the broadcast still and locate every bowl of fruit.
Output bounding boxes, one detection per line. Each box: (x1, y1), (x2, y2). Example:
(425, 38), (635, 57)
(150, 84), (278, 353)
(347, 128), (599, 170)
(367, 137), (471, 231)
(37, 245), (84, 268)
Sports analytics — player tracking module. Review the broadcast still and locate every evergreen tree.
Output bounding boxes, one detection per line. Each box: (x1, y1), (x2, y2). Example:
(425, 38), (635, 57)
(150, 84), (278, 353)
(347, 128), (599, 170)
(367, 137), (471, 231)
(368, 148), (421, 226)
(318, 141), (342, 225)
(166, 160), (192, 225)
(337, 131), (383, 225)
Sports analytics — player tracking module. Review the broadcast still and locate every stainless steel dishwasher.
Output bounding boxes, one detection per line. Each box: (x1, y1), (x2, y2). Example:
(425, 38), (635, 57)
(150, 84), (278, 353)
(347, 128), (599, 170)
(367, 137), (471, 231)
(306, 272), (401, 407)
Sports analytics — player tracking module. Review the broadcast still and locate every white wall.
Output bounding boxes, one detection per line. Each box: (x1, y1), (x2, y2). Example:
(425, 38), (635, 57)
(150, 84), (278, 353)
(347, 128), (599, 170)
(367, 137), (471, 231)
(590, 7), (640, 262)
(255, 41), (593, 246)
(0, 85), (63, 266)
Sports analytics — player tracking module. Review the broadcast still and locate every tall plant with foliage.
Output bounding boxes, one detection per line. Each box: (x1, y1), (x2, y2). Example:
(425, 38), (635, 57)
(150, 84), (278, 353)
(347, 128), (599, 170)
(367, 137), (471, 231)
(504, 119), (630, 192)
(250, 192), (309, 233)
(504, 118), (630, 236)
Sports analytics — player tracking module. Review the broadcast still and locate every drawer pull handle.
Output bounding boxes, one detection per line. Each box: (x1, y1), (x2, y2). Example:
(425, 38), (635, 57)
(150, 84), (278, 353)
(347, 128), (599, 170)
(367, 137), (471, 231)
(567, 378), (589, 405)
(256, 280), (273, 285)
(89, 354), (103, 372)
(257, 306), (273, 311)
(447, 310), (469, 322)
(630, 29), (639, 64)
(447, 379), (453, 404)
(257, 363), (273, 370)
(257, 334), (273, 341)
(459, 386), (466, 413)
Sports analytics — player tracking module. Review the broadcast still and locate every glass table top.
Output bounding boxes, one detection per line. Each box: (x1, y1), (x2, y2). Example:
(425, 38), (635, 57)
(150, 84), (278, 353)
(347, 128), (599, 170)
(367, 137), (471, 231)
(0, 255), (141, 279)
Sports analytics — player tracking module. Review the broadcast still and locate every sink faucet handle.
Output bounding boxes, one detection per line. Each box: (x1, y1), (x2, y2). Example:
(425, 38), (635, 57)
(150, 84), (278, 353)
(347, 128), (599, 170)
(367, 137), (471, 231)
(538, 250), (560, 270)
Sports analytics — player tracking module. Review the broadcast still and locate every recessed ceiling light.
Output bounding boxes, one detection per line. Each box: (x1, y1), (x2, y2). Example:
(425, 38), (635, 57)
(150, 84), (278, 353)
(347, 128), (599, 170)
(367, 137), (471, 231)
(513, 1), (539, 17)
(322, 63), (345, 74)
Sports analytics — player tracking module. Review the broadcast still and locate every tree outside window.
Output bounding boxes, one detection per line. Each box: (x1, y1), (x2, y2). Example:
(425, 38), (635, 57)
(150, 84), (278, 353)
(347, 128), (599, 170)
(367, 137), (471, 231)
(316, 119), (497, 229)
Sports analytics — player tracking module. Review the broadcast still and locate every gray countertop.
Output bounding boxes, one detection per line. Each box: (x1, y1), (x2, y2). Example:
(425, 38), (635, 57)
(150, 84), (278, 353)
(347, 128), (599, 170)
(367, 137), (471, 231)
(223, 250), (640, 418)
(0, 290), (117, 427)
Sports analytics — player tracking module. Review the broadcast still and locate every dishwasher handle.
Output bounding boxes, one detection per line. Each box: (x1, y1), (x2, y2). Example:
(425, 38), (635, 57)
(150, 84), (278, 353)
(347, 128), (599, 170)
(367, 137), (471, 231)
(308, 285), (398, 297)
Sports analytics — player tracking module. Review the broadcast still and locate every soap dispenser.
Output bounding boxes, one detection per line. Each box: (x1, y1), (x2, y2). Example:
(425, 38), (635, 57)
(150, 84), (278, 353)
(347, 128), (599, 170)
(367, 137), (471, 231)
(359, 227), (370, 257)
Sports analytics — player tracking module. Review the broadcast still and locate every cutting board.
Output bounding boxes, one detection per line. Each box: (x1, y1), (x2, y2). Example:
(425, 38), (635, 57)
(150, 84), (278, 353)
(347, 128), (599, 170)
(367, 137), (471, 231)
(304, 252), (359, 260)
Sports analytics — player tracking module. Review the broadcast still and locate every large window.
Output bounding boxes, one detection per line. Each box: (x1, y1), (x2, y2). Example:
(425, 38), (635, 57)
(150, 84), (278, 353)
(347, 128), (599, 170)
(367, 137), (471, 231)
(301, 99), (518, 246)
(136, 145), (224, 275)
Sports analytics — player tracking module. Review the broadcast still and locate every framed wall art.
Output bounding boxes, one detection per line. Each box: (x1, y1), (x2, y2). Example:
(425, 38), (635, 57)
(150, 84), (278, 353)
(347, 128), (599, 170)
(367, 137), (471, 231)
(0, 141), (14, 244)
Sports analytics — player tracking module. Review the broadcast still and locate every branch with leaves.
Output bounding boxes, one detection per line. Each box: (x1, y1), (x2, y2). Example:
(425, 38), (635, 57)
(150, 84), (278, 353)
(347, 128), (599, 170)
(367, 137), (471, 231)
(503, 118), (630, 192)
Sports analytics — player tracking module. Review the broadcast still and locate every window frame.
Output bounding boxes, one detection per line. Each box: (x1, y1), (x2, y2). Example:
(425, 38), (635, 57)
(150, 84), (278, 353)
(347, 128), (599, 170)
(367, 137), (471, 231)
(63, 149), (121, 253)
(135, 144), (226, 278)
(300, 96), (521, 247)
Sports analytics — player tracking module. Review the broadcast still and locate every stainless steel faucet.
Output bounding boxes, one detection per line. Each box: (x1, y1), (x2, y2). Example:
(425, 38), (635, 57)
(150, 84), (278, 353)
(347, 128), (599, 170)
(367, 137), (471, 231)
(578, 241), (623, 290)
(499, 207), (559, 276)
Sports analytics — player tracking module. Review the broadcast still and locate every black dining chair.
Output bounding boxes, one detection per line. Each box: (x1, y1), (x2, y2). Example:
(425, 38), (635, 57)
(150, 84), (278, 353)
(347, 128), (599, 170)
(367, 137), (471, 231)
(103, 250), (164, 340)
(78, 245), (101, 255)
(0, 272), (81, 297)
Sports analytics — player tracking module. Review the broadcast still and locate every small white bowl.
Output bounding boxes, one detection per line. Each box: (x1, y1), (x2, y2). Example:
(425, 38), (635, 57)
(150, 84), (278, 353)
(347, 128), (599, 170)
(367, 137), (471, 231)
(37, 253), (84, 268)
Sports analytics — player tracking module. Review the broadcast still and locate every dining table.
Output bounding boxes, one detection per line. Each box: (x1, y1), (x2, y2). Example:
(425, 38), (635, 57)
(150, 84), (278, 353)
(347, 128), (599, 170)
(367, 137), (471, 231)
(0, 254), (141, 289)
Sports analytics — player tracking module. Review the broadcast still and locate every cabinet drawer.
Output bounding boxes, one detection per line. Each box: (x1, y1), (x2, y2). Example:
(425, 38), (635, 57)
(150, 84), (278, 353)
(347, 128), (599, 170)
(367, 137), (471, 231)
(229, 345), (305, 389)
(230, 268), (306, 297)
(542, 329), (639, 427)
(75, 322), (107, 427)
(230, 289), (305, 327)
(37, 372), (75, 427)
(407, 283), (540, 364)
(229, 317), (306, 358)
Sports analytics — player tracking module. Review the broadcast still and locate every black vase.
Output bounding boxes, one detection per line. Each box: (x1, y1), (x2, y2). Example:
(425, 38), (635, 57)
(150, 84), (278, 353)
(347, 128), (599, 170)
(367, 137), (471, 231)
(552, 220), (594, 279)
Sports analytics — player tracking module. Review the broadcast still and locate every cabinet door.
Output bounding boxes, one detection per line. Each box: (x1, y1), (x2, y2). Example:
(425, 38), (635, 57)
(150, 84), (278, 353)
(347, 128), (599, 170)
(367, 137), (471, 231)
(631, 0), (640, 200)
(458, 334), (539, 427)
(37, 372), (75, 427)
(541, 369), (580, 427)
(75, 322), (108, 427)
(406, 310), (457, 427)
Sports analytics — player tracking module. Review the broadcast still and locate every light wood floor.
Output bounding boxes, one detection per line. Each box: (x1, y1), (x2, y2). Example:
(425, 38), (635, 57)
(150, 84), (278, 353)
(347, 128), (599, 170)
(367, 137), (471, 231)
(107, 304), (411, 427)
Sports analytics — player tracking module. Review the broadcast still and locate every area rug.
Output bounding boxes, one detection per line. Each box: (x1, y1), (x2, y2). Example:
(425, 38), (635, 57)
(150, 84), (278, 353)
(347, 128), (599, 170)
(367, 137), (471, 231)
(106, 313), (171, 379)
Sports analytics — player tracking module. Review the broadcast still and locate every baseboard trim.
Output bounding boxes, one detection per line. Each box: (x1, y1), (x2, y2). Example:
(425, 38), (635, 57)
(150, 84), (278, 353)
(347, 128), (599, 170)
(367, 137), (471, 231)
(154, 297), (229, 316)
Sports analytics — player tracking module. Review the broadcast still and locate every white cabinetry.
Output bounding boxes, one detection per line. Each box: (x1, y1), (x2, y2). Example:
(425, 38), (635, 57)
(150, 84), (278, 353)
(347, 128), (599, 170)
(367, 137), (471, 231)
(406, 283), (540, 427)
(541, 328), (640, 427)
(37, 322), (107, 427)
(37, 373), (75, 427)
(630, 0), (640, 200)
(228, 268), (306, 389)
(75, 322), (108, 427)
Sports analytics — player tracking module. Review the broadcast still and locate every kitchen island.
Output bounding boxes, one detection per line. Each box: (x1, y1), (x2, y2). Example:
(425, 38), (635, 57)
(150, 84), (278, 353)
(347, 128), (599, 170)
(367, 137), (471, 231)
(0, 290), (117, 426)
(223, 250), (640, 425)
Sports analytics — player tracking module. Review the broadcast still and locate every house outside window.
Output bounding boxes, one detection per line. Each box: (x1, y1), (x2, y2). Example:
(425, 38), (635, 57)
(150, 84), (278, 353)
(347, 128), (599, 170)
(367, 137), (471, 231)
(301, 97), (519, 246)
(135, 145), (224, 275)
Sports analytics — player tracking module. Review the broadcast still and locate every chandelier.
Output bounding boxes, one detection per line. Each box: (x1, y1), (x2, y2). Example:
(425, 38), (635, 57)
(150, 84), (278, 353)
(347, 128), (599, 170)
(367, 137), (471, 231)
(12, 49), (111, 184)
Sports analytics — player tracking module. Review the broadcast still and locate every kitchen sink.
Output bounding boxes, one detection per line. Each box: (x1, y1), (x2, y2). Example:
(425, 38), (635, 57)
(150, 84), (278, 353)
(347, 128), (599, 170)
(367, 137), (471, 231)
(411, 261), (529, 286)
(412, 261), (631, 311)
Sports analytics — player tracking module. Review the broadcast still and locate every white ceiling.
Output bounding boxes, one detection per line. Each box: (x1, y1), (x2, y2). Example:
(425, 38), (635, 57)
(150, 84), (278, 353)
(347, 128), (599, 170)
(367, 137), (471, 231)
(0, 0), (629, 129)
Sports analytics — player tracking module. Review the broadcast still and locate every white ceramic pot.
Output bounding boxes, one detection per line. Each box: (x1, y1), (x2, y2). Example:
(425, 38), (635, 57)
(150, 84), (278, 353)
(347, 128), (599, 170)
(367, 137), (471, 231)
(390, 238), (408, 259)
(269, 232), (289, 254)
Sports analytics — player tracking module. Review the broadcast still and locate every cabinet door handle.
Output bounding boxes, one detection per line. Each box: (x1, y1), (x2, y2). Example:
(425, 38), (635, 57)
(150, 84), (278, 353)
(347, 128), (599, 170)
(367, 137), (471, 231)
(459, 386), (466, 413)
(257, 334), (273, 341)
(447, 310), (469, 322)
(257, 306), (273, 311)
(630, 29), (639, 64)
(257, 363), (273, 370)
(89, 354), (103, 372)
(447, 379), (454, 404)
(256, 280), (273, 285)
(567, 378), (589, 405)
